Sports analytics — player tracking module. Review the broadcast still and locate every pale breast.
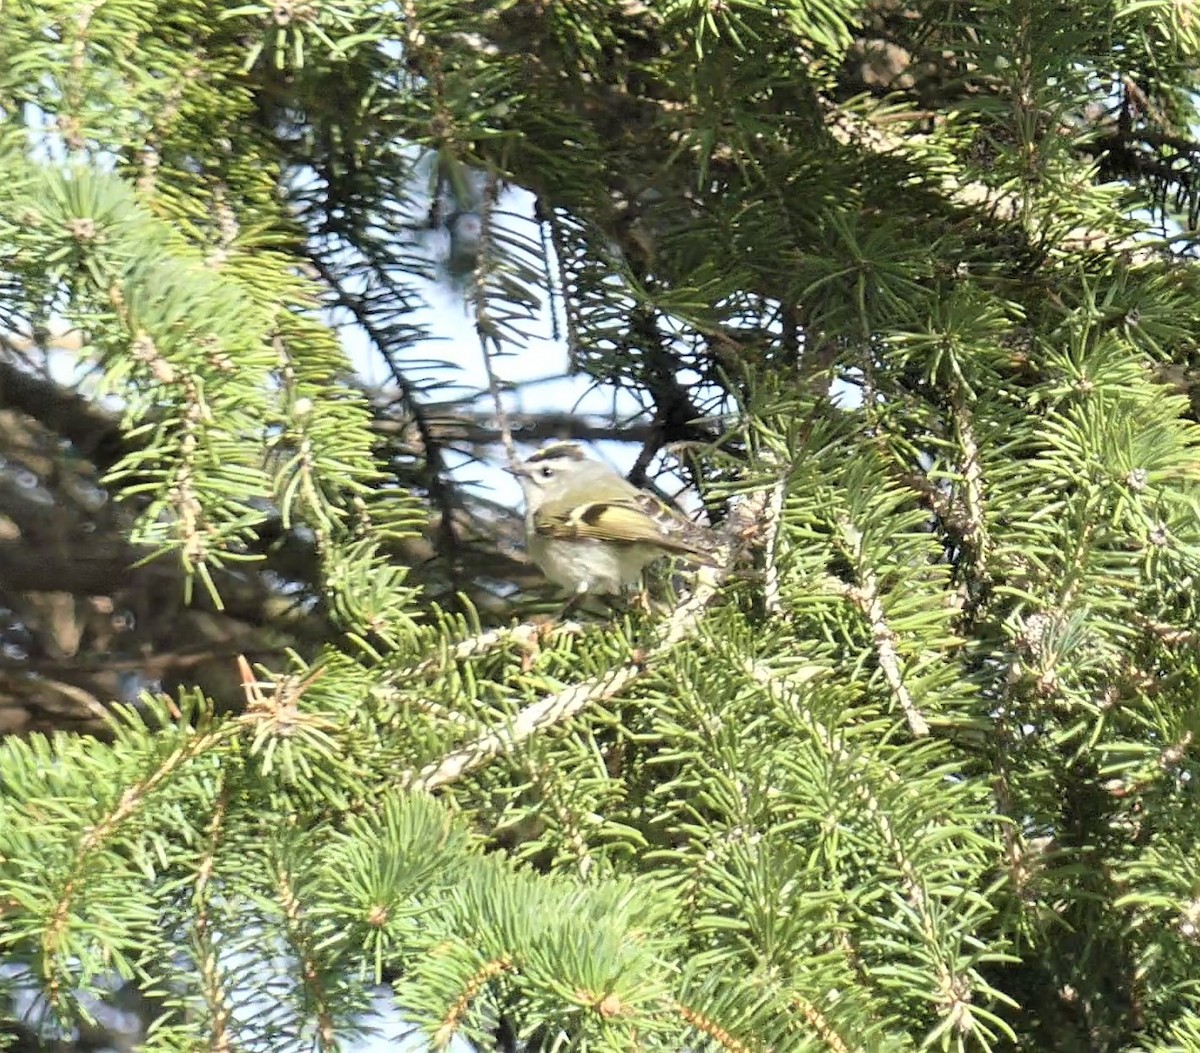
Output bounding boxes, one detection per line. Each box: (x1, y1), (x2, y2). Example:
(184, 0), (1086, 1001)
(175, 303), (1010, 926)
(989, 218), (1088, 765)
(529, 536), (662, 595)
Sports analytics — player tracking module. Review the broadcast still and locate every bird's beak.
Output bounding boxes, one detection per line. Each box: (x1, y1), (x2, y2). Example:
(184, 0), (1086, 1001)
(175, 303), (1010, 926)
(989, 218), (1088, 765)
(504, 463), (527, 478)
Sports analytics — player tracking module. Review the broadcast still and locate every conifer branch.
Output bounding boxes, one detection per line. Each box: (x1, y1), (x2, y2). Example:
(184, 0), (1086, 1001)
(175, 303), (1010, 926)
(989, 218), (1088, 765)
(829, 521), (931, 738)
(745, 657), (928, 913)
(41, 724), (236, 1012)
(371, 684), (472, 726)
(205, 181), (239, 269)
(410, 662), (643, 792)
(952, 396), (991, 587)
(1105, 731), (1194, 799)
(473, 171), (519, 465)
(62, 0), (99, 151)
(401, 621), (580, 679)
(990, 710), (1029, 896)
(791, 994), (855, 1053)
(670, 1000), (752, 1053)
(432, 956), (514, 1049)
(761, 477), (787, 617)
(747, 658), (973, 1034)
(193, 779), (233, 1053)
(135, 64), (191, 197)
(543, 205), (583, 371)
(307, 254), (462, 567)
(521, 754), (595, 878)
(821, 98), (1157, 263)
(275, 862), (337, 1050)
(372, 408), (658, 450)
(410, 493), (765, 792)
(850, 776), (927, 915)
(898, 468), (967, 543)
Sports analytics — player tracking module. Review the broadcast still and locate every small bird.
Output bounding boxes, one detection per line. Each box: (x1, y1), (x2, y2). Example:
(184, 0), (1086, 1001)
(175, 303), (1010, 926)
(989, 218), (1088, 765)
(506, 442), (718, 598)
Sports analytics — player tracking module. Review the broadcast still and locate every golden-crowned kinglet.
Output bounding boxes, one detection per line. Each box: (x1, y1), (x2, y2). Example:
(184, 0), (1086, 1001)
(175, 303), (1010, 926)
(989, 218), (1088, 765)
(506, 441), (718, 596)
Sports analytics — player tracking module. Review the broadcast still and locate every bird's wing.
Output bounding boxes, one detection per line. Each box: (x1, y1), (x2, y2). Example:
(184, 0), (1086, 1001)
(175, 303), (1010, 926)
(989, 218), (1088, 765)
(533, 493), (715, 558)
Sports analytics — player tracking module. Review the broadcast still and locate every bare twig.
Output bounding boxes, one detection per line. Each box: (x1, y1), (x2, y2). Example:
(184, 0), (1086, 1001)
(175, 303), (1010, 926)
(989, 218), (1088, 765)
(372, 408), (658, 450)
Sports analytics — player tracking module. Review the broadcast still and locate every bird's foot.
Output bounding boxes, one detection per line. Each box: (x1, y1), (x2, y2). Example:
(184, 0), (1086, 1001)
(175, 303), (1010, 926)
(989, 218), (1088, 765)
(628, 586), (654, 616)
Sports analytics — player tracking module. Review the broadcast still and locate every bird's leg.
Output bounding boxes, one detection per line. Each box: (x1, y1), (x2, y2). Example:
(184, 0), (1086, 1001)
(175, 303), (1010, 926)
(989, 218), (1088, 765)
(617, 573), (663, 618)
(628, 581), (654, 616)
(549, 582), (594, 623)
(553, 595), (584, 623)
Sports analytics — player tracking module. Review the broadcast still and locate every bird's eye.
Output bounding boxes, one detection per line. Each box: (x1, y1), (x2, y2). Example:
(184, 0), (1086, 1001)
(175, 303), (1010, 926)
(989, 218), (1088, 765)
(539, 466), (555, 479)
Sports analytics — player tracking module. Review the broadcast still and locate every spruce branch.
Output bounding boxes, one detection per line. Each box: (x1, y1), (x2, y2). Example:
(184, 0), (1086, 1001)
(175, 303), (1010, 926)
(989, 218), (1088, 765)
(432, 956), (514, 1050)
(204, 181), (239, 269)
(952, 395), (991, 588)
(135, 60), (192, 198)
(409, 657), (643, 793)
(761, 477), (787, 618)
(399, 621), (581, 680)
(172, 374), (211, 578)
(275, 862), (337, 1050)
(791, 994), (855, 1053)
(670, 1000), (753, 1053)
(991, 723), (1031, 899)
(192, 778), (233, 1053)
(520, 752), (595, 879)
(308, 254), (461, 566)
(41, 723), (237, 1013)
(235, 655), (334, 739)
(543, 204), (583, 372)
(62, 0), (99, 151)
(473, 171), (518, 466)
(828, 520), (931, 738)
(819, 97), (1158, 264)
(745, 660), (979, 1039)
(409, 491), (766, 792)
(744, 658), (927, 914)
(1104, 731), (1194, 799)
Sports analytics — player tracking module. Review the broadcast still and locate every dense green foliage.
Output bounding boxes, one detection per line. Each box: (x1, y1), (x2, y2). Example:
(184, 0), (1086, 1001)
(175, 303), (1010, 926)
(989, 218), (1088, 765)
(2, 0), (1200, 1049)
